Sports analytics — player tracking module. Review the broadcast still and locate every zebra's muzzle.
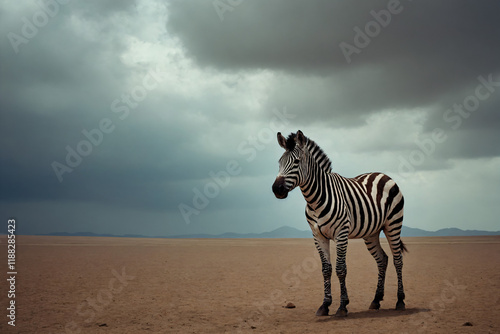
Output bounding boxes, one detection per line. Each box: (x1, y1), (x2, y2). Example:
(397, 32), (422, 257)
(272, 176), (289, 199)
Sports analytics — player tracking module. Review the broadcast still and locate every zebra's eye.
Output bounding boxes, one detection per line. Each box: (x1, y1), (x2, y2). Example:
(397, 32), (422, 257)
(294, 159), (300, 164)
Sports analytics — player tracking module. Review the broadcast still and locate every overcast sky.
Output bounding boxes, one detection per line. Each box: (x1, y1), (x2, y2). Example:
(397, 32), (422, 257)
(1, 0), (499, 236)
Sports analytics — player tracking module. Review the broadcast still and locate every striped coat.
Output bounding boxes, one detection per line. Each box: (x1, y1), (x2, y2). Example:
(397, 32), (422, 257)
(272, 130), (407, 317)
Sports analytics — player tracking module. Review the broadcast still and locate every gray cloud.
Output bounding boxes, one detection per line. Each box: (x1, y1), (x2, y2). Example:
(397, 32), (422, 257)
(167, 1), (500, 84)
(167, 0), (500, 138)
(1, 0), (499, 236)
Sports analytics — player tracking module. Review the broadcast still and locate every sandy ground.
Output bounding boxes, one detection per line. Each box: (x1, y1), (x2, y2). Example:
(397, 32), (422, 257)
(1, 235), (499, 334)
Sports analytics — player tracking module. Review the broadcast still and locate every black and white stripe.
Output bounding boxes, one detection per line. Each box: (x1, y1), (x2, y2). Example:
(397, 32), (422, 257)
(272, 130), (407, 317)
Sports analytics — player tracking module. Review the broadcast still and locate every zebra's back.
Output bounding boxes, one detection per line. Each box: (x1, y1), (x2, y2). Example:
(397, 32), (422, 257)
(336, 172), (404, 239)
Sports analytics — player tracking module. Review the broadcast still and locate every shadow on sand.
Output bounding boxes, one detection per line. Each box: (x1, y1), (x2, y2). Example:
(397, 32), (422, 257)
(316, 307), (429, 322)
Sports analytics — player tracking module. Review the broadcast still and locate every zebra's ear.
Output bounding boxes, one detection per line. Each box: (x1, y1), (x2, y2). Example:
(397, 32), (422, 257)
(296, 130), (306, 147)
(277, 132), (287, 149)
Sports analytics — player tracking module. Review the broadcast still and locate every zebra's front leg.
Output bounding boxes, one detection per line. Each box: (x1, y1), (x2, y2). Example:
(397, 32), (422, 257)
(314, 236), (332, 316)
(334, 231), (349, 317)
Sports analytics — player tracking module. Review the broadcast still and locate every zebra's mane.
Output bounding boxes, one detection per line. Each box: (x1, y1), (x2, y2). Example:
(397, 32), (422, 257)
(286, 132), (332, 173)
(285, 133), (297, 150)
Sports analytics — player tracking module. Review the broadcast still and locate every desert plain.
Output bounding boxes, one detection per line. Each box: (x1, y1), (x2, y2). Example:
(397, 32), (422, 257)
(1, 235), (499, 334)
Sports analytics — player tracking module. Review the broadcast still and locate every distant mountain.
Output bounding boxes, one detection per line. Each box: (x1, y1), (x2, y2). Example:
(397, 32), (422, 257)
(40, 231), (117, 237)
(168, 226), (500, 238)
(36, 225), (500, 239)
(36, 231), (162, 238)
(401, 226), (500, 237)
(170, 226), (312, 239)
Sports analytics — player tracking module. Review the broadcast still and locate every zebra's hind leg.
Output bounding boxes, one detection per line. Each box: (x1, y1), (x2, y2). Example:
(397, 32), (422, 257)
(385, 227), (407, 311)
(364, 234), (388, 310)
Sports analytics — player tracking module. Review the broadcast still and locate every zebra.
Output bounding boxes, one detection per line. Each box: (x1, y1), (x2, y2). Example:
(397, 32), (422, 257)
(272, 130), (407, 317)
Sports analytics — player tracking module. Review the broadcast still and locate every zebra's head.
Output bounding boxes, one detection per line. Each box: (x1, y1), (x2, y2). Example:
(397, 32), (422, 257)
(272, 130), (308, 199)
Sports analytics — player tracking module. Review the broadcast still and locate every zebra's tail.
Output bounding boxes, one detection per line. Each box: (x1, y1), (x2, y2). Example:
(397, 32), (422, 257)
(400, 240), (408, 254)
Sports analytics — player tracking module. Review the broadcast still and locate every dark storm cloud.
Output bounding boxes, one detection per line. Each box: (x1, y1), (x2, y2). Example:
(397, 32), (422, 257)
(1, 0), (499, 236)
(0, 4), (252, 220)
(167, 0), (500, 83)
(0, 1), (185, 214)
(167, 0), (500, 159)
(418, 76), (500, 161)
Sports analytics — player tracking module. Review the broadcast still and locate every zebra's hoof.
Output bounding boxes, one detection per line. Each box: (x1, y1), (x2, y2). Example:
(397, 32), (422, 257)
(335, 308), (348, 317)
(369, 301), (380, 310)
(395, 300), (406, 311)
(315, 304), (329, 316)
